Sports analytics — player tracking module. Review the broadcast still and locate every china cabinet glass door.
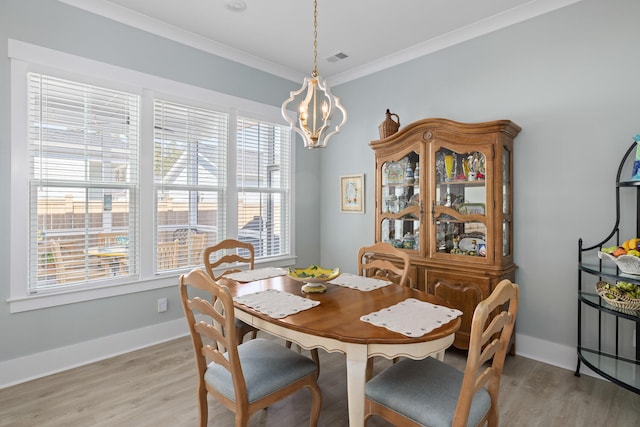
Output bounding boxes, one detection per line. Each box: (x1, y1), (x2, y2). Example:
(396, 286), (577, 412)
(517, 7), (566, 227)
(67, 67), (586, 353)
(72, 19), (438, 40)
(380, 150), (422, 254)
(432, 144), (492, 262)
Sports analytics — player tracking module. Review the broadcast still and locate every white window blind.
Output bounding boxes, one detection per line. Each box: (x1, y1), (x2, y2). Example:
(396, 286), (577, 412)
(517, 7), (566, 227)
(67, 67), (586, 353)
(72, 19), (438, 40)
(28, 73), (139, 292)
(237, 117), (290, 258)
(153, 99), (228, 272)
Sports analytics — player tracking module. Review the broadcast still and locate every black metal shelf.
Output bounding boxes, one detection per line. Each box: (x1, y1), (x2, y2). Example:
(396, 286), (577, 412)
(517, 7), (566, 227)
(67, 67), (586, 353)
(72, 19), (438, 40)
(577, 141), (640, 395)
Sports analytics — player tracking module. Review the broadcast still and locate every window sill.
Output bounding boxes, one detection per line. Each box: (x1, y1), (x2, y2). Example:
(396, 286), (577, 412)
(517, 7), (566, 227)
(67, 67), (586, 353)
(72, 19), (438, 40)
(8, 275), (179, 313)
(8, 256), (297, 313)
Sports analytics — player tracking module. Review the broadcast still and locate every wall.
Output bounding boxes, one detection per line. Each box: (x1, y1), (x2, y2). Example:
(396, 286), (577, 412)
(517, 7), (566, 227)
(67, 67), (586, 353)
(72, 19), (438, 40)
(322, 0), (640, 370)
(0, 0), (321, 386)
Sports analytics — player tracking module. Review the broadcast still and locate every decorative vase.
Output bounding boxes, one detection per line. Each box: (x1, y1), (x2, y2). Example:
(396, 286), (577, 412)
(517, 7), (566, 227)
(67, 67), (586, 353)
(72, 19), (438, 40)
(378, 109), (400, 139)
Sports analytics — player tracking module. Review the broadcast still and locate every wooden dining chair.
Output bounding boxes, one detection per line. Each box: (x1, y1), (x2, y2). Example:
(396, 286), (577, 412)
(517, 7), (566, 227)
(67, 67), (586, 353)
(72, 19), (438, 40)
(203, 238), (255, 280)
(364, 279), (519, 427)
(203, 239), (258, 345)
(179, 268), (322, 427)
(51, 240), (109, 284)
(359, 241), (412, 379)
(358, 241), (412, 287)
(157, 240), (179, 271)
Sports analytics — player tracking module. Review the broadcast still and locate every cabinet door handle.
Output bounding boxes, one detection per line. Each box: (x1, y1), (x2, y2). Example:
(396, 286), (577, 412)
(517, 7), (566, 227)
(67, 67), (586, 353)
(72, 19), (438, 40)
(431, 200), (435, 224)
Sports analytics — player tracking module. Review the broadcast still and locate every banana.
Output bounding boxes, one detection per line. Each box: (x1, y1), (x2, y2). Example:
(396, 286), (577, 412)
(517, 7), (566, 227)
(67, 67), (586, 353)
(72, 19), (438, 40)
(622, 238), (640, 251)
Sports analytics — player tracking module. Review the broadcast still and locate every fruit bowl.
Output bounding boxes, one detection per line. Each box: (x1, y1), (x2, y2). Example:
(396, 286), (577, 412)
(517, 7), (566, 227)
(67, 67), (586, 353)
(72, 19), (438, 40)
(288, 265), (340, 293)
(598, 251), (640, 275)
(595, 281), (640, 313)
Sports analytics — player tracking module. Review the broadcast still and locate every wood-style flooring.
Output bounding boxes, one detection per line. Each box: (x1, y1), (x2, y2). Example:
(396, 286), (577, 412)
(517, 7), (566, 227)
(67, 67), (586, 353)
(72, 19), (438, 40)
(1, 333), (639, 426)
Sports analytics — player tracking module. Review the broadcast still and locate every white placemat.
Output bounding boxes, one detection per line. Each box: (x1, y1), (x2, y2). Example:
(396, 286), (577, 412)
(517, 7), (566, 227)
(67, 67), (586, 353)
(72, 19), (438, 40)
(326, 272), (392, 291)
(233, 289), (320, 319)
(360, 298), (462, 337)
(225, 267), (287, 282)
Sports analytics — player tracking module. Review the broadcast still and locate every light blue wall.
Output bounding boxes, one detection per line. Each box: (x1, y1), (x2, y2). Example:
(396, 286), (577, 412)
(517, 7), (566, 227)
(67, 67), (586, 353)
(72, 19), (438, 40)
(323, 0), (640, 350)
(0, 0), (321, 363)
(2, 0), (640, 378)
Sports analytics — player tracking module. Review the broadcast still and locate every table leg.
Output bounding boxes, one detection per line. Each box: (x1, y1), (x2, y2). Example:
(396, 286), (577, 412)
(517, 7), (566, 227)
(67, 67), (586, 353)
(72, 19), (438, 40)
(345, 343), (368, 427)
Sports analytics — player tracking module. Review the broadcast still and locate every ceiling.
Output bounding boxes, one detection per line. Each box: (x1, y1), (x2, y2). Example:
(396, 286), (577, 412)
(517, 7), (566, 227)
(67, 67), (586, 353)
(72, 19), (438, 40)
(59, 0), (581, 85)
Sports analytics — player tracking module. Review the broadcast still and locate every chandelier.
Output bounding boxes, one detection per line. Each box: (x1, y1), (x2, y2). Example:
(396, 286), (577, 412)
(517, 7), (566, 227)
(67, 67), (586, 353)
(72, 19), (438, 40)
(281, 0), (347, 149)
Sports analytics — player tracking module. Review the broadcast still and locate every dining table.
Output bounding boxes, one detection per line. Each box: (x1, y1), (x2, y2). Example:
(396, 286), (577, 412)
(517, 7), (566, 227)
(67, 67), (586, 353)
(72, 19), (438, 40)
(87, 245), (128, 276)
(220, 269), (462, 427)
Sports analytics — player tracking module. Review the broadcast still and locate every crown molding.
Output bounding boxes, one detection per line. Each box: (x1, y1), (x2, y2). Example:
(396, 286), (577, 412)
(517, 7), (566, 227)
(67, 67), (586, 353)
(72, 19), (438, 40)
(330, 0), (583, 85)
(58, 0), (582, 86)
(57, 0), (304, 82)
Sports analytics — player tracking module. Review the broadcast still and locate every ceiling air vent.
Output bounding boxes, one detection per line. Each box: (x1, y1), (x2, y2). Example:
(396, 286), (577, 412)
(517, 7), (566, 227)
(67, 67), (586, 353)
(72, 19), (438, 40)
(326, 52), (349, 63)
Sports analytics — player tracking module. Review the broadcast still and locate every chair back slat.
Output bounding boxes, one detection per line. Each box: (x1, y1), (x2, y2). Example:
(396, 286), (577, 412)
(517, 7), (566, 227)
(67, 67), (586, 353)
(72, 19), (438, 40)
(204, 239), (255, 281)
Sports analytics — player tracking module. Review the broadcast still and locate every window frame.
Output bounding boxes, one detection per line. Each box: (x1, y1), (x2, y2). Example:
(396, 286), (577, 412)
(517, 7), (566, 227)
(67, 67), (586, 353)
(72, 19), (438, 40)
(8, 40), (296, 313)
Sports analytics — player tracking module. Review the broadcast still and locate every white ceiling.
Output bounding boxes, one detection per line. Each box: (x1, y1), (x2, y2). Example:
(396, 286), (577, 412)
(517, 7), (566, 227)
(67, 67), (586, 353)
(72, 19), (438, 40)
(59, 0), (581, 85)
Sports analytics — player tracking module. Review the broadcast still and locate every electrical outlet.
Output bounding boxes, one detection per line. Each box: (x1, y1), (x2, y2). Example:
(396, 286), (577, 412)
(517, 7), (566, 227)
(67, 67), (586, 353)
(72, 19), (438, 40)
(157, 297), (168, 313)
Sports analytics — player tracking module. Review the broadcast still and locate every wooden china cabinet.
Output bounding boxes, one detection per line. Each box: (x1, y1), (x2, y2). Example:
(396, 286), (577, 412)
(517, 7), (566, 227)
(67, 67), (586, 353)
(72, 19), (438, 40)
(369, 118), (521, 349)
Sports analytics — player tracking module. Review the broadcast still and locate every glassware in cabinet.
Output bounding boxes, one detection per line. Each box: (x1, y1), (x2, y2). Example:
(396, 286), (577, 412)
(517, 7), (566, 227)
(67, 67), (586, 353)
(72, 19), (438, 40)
(380, 151), (421, 252)
(432, 147), (488, 259)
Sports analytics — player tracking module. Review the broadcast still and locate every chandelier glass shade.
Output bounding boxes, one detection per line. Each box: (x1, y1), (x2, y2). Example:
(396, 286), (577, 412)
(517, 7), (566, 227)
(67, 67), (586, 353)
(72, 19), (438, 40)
(281, 0), (347, 149)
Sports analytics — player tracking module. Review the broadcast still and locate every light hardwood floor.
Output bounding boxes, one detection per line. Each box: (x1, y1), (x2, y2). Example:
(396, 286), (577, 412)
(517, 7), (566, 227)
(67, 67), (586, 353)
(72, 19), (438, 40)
(1, 334), (639, 426)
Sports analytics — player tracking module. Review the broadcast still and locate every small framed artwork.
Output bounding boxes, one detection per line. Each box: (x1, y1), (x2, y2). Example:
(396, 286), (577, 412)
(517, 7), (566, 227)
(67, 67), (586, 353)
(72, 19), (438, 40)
(340, 174), (364, 213)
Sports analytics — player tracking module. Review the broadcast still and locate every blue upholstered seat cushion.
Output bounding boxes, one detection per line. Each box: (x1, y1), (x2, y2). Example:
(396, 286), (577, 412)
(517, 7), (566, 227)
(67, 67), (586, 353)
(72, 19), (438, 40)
(205, 338), (317, 404)
(365, 357), (491, 427)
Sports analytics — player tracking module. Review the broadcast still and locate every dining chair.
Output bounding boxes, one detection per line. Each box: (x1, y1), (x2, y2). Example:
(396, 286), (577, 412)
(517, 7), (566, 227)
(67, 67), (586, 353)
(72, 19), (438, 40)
(179, 268), (322, 427)
(203, 239), (258, 344)
(157, 240), (179, 271)
(358, 241), (412, 379)
(364, 279), (519, 427)
(358, 241), (412, 287)
(97, 231), (124, 247)
(175, 228), (206, 267)
(204, 238), (255, 280)
(51, 240), (109, 284)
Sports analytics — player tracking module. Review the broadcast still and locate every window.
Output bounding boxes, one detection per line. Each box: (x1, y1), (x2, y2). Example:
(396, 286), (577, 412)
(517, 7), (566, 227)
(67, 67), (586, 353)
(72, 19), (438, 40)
(237, 117), (290, 258)
(28, 73), (139, 293)
(154, 100), (227, 272)
(9, 40), (294, 312)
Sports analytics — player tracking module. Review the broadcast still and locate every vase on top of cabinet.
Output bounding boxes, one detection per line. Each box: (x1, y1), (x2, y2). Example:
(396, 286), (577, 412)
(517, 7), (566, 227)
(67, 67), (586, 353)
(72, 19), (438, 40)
(370, 118), (521, 350)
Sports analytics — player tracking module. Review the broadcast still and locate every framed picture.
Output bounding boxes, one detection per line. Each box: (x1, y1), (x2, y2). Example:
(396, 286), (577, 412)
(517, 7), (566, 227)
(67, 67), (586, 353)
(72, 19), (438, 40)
(340, 174), (364, 213)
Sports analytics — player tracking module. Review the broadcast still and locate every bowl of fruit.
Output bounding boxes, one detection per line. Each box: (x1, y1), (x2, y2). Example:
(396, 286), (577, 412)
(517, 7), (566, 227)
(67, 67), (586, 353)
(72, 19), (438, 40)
(596, 281), (640, 312)
(288, 265), (340, 293)
(599, 238), (640, 275)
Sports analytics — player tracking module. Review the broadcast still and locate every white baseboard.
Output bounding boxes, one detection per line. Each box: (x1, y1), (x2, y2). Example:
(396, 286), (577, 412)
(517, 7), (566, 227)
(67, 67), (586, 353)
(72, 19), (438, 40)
(515, 333), (599, 378)
(0, 328), (603, 390)
(0, 318), (188, 389)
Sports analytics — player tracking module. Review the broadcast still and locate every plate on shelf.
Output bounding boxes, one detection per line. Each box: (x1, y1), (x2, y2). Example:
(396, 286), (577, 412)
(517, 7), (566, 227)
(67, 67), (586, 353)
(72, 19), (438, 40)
(385, 162), (404, 184)
(458, 203), (485, 215)
(459, 238), (485, 252)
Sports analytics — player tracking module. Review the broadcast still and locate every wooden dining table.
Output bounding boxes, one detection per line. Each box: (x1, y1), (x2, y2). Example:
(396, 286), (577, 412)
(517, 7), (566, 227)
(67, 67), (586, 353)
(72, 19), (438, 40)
(221, 273), (461, 427)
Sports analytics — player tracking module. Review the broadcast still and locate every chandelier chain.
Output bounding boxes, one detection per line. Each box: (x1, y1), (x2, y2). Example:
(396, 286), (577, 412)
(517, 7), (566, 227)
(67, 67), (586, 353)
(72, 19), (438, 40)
(312, 0), (318, 77)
